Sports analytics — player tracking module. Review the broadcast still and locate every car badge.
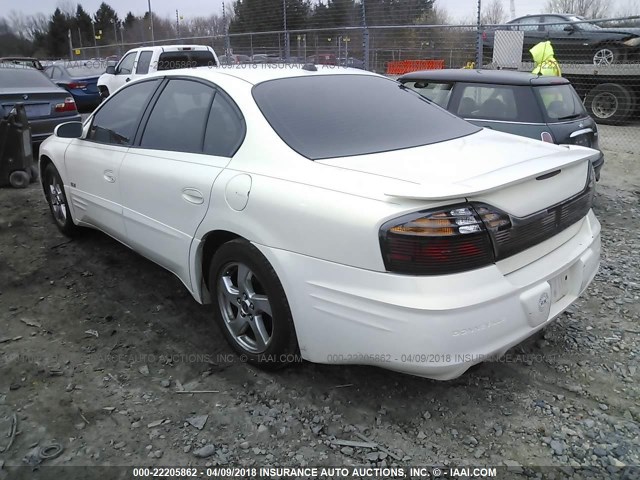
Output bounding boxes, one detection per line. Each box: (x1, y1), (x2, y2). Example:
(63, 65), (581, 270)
(23, 94), (29, 100)
(578, 122), (584, 128)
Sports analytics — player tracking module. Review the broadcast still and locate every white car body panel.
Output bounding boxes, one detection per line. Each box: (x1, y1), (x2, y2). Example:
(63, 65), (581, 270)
(39, 67), (601, 379)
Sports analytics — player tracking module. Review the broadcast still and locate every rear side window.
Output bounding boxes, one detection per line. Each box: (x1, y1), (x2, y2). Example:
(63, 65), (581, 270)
(454, 83), (542, 123)
(402, 81), (454, 108)
(534, 84), (587, 122)
(88, 80), (160, 145)
(141, 79), (215, 153)
(157, 51), (216, 70)
(136, 51), (153, 74)
(203, 91), (245, 157)
(252, 75), (479, 160)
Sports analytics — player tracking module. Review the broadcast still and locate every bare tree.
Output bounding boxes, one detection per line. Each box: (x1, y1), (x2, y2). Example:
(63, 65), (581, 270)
(614, 0), (640, 25)
(544, 0), (610, 19)
(482, 0), (506, 24)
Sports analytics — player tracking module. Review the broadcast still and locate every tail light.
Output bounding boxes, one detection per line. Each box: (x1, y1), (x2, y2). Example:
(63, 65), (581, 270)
(379, 204), (501, 275)
(67, 82), (87, 90)
(54, 97), (77, 113)
(541, 131), (554, 143)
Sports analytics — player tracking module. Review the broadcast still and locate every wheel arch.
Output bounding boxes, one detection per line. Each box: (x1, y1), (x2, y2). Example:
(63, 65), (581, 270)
(197, 229), (243, 303)
(39, 154), (54, 197)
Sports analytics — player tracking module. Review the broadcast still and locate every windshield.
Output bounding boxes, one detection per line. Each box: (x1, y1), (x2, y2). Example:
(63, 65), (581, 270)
(252, 75), (480, 160)
(568, 16), (602, 30)
(534, 84), (587, 122)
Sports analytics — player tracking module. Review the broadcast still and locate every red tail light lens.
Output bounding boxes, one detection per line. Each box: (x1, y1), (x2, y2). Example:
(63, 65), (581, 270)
(379, 204), (496, 275)
(54, 97), (77, 113)
(67, 82), (87, 89)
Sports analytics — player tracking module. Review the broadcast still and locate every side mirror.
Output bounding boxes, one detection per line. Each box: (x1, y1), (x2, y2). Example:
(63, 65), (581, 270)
(106, 65), (116, 75)
(564, 24), (575, 32)
(54, 121), (83, 139)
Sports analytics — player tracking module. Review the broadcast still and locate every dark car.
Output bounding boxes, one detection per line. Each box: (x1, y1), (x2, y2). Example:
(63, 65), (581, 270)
(45, 62), (105, 111)
(399, 69), (604, 179)
(0, 66), (81, 145)
(0, 57), (45, 71)
(486, 14), (640, 65)
(218, 54), (251, 65)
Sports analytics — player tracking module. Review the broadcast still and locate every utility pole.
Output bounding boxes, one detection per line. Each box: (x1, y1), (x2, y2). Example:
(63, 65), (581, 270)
(176, 10), (180, 41)
(222, 2), (230, 56)
(283, 0), (289, 60)
(92, 22), (101, 58)
(112, 19), (118, 55)
(510, 0), (516, 19)
(148, 0), (155, 45)
(362, 0), (369, 70)
(68, 29), (73, 60)
(475, 0), (483, 68)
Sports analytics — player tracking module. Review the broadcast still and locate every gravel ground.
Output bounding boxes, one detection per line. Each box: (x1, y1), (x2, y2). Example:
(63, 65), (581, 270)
(0, 145), (638, 479)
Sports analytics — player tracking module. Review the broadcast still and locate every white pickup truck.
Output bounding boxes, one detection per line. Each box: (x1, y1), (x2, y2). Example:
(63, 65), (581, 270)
(97, 45), (219, 98)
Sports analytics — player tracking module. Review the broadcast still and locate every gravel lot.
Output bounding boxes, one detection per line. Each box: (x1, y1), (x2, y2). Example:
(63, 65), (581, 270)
(0, 142), (638, 479)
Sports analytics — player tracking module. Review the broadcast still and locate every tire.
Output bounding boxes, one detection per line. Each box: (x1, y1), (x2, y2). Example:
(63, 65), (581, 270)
(208, 239), (299, 369)
(9, 170), (30, 188)
(592, 45), (622, 66)
(43, 163), (81, 237)
(585, 83), (634, 125)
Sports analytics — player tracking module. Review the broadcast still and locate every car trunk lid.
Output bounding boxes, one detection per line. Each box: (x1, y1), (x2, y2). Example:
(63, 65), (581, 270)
(0, 87), (74, 119)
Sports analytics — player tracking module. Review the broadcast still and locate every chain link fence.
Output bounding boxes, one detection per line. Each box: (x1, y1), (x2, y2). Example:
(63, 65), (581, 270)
(70, 14), (640, 153)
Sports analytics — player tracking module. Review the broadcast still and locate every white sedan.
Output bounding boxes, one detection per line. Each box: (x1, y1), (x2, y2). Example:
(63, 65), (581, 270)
(38, 66), (601, 380)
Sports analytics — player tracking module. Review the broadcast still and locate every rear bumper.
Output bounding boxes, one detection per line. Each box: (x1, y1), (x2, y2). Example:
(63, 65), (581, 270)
(255, 210), (601, 380)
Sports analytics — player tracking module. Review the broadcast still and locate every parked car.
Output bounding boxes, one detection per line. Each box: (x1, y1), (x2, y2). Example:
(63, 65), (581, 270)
(39, 67), (600, 380)
(485, 14), (640, 65)
(250, 54), (281, 64)
(0, 56), (45, 71)
(399, 69), (604, 180)
(339, 57), (365, 69)
(45, 61), (105, 111)
(97, 45), (218, 98)
(0, 66), (80, 146)
(219, 54), (251, 65)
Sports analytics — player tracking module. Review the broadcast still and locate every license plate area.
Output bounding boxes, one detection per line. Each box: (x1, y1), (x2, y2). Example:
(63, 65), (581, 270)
(550, 269), (571, 303)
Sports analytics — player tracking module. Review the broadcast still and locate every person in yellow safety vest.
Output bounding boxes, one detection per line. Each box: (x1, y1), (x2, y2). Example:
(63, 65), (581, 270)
(530, 40), (562, 77)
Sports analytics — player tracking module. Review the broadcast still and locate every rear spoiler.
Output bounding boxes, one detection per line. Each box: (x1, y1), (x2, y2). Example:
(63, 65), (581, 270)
(384, 145), (599, 201)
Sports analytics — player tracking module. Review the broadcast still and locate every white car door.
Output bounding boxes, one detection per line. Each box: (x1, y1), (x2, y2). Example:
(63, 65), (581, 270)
(109, 50), (139, 93)
(64, 79), (161, 240)
(119, 78), (245, 289)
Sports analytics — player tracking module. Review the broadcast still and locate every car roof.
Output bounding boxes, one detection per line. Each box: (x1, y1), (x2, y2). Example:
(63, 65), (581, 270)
(399, 69), (570, 86)
(126, 45), (213, 53)
(147, 65), (379, 86)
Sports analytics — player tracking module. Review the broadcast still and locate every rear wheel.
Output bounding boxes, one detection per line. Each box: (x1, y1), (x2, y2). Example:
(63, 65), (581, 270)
(585, 83), (634, 125)
(592, 45), (622, 66)
(9, 170), (30, 188)
(209, 239), (298, 369)
(43, 163), (80, 237)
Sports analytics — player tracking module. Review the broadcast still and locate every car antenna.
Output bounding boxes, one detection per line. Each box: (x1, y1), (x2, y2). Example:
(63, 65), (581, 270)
(302, 63), (317, 72)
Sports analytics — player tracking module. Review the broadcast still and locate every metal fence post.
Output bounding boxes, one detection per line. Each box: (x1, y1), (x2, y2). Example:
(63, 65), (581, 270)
(475, 0), (483, 68)
(362, 0), (370, 71)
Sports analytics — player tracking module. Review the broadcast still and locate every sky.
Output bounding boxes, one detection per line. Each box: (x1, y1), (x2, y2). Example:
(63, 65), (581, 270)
(8, 0), (629, 22)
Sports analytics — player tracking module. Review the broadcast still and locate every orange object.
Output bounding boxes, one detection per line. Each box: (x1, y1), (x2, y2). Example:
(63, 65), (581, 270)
(386, 59), (445, 75)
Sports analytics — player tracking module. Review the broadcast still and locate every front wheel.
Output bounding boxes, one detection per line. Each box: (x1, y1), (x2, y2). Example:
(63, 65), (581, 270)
(9, 170), (30, 188)
(208, 239), (299, 369)
(43, 163), (81, 237)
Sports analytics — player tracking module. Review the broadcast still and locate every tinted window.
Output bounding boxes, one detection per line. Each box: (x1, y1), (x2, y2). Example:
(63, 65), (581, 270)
(455, 83), (542, 123)
(542, 16), (568, 31)
(141, 79), (215, 153)
(204, 91), (245, 157)
(403, 81), (454, 108)
(252, 75), (479, 160)
(88, 80), (159, 145)
(0, 67), (56, 88)
(117, 52), (137, 75)
(157, 51), (216, 70)
(50, 67), (63, 79)
(534, 84), (587, 122)
(136, 51), (153, 74)
(512, 16), (541, 31)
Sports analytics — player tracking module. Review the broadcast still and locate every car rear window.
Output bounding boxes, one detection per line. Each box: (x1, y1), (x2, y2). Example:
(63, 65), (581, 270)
(252, 75), (480, 160)
(534, 84), (587, 122)
(67, 66), (105, 77)
(0, 66), (55, 88)
(454, 83), (543, 123)
(157, 51), (216, 70)
(403, 81), (454, 108)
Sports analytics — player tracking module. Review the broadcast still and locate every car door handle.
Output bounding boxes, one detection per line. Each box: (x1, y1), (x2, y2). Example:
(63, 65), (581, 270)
(182, 188), (204, 205)
(103, 170), (116, 183)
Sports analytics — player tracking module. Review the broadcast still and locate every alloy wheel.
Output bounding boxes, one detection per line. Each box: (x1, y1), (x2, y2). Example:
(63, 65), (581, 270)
(593, 48), (615, 66)
(48, 179), (68, 226)
(217, 261), (274, 354)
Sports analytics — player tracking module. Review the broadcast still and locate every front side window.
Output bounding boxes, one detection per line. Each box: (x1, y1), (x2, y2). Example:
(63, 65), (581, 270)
(140, 79), (215, 153)
(402, 81), (454, 108)
(253, 75), (479, 160)
(117, 52), (137, 75)
(88, 79), (160, 145)
(136, 51), (153, 74)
